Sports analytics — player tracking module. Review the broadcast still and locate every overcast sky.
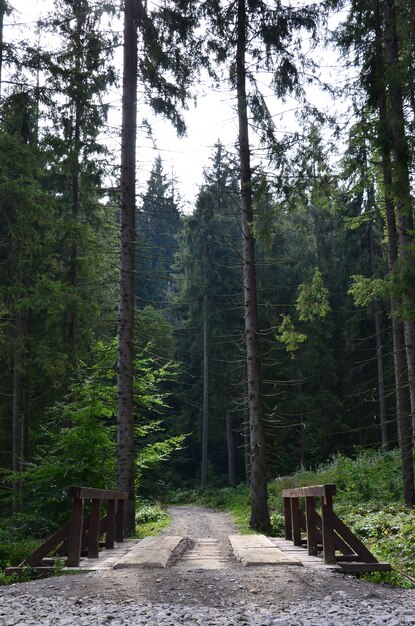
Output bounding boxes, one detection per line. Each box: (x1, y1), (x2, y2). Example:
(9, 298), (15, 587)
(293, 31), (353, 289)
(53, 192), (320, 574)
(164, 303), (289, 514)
(4, 0), (344, 212)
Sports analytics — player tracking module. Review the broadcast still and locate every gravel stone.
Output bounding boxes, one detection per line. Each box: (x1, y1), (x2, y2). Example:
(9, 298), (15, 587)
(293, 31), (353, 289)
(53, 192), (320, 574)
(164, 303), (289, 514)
(1, 506), (414, 625)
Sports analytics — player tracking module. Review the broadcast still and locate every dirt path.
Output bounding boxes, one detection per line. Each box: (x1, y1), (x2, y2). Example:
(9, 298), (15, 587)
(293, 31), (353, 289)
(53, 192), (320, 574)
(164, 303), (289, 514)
(1, 504), (414, 624)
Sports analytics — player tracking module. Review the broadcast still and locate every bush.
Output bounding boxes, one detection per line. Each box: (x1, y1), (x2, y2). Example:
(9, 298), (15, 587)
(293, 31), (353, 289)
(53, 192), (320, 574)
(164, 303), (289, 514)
(135, 503), (168, 525)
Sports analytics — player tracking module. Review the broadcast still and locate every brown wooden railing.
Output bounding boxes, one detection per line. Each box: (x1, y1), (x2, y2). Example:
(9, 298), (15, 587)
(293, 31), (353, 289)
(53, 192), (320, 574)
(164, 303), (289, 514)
(6, 486), (128, 575)
(282, 484), (391, 572)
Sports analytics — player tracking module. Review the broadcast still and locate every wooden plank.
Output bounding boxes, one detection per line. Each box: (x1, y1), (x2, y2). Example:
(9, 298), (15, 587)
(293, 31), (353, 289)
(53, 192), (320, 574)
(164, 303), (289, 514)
(115, 499), (125, 542)
(321, 494), (336, 565)
(332, 512), (378, 563)
(88, 499), (101, 558)
(24, 520), (71, 567)
(291, 497), (302, 546)
(106, 500), (116, 549)
(67, 497), (84, 567)
(5, 566), (56, 576)
(68, 486), (128, 500)
(282, 484), (336, 498)
(305, 496), (318, 556)
(284, 497), (292, 541)
(337, 562), (391, 573)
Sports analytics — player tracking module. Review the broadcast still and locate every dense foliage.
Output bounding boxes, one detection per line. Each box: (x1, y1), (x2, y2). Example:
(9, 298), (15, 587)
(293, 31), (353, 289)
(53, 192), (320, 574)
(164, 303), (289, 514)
(0, 0), (415, 582)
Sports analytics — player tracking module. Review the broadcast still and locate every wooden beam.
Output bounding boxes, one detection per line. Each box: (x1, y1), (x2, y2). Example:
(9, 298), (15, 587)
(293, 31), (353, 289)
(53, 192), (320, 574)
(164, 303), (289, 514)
(284, 497), (292, 541)
(321, 493), (336, 565)
(67, 497), (84, 567)
(332, 512), (378, 563)
(68, 486), (128, 500)
(106, 500), (116, 549)
(291, 497), (302, 546)
(305, 496), (318, 556)
(115, 499), (125, 542)
(337, 562), (391, 573)
(88, 499), (101, 558)
(282, 484), (336, 498)
(24, 520), (71, 567)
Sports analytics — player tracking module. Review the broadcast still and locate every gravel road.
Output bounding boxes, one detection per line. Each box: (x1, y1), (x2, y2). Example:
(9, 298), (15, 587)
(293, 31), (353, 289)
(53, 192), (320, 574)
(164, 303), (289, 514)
(1, 505), (414, 625)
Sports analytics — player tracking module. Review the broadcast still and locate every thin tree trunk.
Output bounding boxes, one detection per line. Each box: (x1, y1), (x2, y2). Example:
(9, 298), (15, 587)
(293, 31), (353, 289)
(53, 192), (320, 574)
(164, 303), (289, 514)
(236, 0), (270, 531)
(117, 0), (138, 535)
(367, 222), (388, 449)
(226, 410), (236, 487)
(201, 291), (209, 488)
(374, 298), (388, 449)
(67, 6), (83, 351)
(12, 311), (22, 513)
(0, 0), (5, 99)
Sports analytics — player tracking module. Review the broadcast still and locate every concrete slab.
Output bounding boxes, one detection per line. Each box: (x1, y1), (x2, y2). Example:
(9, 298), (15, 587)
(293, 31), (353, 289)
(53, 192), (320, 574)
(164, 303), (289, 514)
(113, 535), (184, 569)
(228, 534), (274, 548)
(229, 535), (302, 567)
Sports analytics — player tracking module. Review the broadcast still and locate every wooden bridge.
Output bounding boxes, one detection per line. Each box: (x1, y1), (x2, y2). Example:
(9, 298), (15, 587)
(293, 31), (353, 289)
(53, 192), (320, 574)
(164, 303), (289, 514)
(6, 483), (391, 575)
(281, 484), (391, 573)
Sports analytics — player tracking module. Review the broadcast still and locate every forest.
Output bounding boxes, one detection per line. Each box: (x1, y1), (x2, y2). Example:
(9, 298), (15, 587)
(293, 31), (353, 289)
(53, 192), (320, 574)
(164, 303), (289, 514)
(1, 0), (415, 585)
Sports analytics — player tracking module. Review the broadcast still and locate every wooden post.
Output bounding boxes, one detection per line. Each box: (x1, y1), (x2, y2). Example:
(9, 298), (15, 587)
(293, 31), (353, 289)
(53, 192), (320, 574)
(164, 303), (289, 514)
(305, 496), (318, 556)
(115, 498), (125, 542)
(106, 499), (116, 549)
(284, 497), (292, 540)
(321, 494), (336, 564)
(291, 497), (302, 546)
(88, 499), (101, 558)
(67, 497), (84, 567)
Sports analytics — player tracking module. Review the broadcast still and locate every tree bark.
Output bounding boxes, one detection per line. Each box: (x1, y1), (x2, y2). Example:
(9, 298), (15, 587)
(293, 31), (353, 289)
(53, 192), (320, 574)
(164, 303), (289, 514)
(117, 0), (138, 535)
(201, 291), (209, 488)
(373, 297), (388, 449)
(236, 0), (270, 531)
(383, 152), (414, 504)
(367, 222), (388, 449)
(12, 311), (22, 513)
(373, 0), (415, 504)
(380, 115), (415, 504)
(226, 410), (236, 487)
(243, 377), (251, 485)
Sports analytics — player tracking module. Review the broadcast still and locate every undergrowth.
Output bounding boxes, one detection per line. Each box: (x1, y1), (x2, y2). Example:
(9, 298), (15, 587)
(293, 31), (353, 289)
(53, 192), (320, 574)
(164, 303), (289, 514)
(169, 449), (415, 588)
(135, 501), (170, 538)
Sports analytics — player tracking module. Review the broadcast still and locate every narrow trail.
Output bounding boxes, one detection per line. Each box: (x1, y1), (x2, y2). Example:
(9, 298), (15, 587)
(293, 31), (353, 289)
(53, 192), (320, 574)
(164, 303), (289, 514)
(1, 506), (414, 625)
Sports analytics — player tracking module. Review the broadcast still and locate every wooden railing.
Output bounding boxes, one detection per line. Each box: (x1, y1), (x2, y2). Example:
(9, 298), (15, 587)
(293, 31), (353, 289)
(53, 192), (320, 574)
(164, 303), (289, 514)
(282, 484), (391, 572)
(6, 486), (128, 575)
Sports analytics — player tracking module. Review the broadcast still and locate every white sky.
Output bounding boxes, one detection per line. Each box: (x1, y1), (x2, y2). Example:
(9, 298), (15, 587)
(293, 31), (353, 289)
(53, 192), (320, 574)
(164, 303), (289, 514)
(4, 0), (346, 212)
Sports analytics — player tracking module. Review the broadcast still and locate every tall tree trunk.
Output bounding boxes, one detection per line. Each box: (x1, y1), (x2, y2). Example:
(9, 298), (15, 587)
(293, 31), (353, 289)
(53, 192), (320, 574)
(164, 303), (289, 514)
(67, 7), (82, 351)
(383, 0), (415, 433)
(383, 154), (414, 504)
(12, 311), (22, 513)
(373, 298), (388, 449)
(243, 377), (251, 485)
(201, 291), (209, 488)
(367, 222), (388, 449)
(117, 0), (138, 535)
(226, 410), (236, 487)
(0, 0), (5, 99)
(374, 0), (415, 504)
(380, 119), (415, 504)
(236, 0), (270, 531)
